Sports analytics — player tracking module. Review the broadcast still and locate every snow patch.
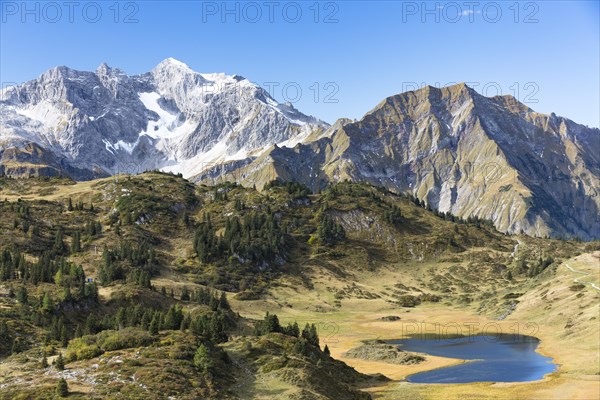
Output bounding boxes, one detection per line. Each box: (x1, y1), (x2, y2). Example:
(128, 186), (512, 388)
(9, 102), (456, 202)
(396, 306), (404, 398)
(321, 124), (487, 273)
(138, 92), (180, 139)
(15, 101), (67, 130)
(103, 139), (115, 154)
(102, 138), (138, 155)
(278, 129), (311, 148)
(113, 139), (139, 154)
(162, 136), (251, 178)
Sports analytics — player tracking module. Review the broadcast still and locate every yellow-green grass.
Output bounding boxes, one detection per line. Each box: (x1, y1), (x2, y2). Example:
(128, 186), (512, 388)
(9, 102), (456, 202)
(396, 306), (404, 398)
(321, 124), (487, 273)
(229, 252), (600, 400)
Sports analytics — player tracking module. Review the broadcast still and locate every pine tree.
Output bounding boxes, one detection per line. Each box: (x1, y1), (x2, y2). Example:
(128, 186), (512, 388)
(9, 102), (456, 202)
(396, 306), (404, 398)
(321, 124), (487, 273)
(15, 286), (28, 305)
(97, 264), (108, 285)
(71, 231), (81, 253)
(84, 315), (96, 335)
(149, 315), (159, 335)
(41, 354), (49, 368)
(60, 325), (69, 347)
(52, 227), (66, 255)
(301, 324), (310, 341)
(316, 215), (345, 245)
(323, 344), (330, 356)
(309, 324), (319, 347)
(11, 337), (24, 354)
(290, 322), (300, 337)
(301, 323), (319, 347)
(181, 286), (190, 301)
(141, 271), (151, 288)
(55, 353), (65, 370)
(115, 308), (126, 330)
(219, 292), (229, 310)
(41, 292), (54, 314)
(293, 338), (309, 356)
(266, 313), (281, 333)
(193, 343), (213, 373)
(56, 378), (68, 397)
(255, 312), (281, 335)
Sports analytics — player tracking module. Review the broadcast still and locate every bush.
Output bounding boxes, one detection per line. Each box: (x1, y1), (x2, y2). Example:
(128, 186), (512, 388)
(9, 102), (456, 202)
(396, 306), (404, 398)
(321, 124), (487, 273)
(418, 293), (441, 302)
(569, 284), (586, 291)
(397, 295), (421, 307)
(66, 337), (103, 361)
(66, 328), (155, 361)
(97, 328), (154, 351)
(233, 290), (261, 300)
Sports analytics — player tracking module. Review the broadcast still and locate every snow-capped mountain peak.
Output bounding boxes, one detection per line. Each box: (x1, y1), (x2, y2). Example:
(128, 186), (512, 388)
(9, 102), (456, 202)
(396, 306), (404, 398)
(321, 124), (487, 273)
(162, 57), (190, 67)
(0, 60), (329, 180)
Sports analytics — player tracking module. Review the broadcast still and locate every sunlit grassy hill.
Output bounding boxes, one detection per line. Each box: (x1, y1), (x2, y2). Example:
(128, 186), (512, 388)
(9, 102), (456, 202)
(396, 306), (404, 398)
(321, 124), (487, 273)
(0, 172), (596, 399)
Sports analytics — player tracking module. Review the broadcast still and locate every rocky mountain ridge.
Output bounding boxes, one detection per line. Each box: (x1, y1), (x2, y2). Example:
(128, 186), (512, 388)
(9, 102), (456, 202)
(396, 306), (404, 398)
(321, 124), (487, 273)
(1, 61), (599, 239)
(0, 58), (326, 179)
(194, 84), (600, 240)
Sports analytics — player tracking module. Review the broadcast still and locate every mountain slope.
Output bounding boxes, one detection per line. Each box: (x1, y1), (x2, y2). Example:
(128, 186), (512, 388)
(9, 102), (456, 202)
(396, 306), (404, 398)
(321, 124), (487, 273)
(202, 84), (600, 240)
(0, 172), (595, 399)
(2, 64), (599, 239)
(0, 58), (327, 179)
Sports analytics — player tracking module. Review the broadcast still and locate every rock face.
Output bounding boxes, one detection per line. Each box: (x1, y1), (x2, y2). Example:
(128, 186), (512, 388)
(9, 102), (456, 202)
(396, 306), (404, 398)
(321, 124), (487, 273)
(0, 58), (327, 179)
(198, 84), (600, 240)
(343, 340), (425, 365)
(1, 63), (599, 240)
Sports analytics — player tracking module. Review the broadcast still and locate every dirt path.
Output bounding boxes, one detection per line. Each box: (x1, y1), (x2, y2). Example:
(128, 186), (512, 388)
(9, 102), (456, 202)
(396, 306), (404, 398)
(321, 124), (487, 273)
(564, 263), (600, 291)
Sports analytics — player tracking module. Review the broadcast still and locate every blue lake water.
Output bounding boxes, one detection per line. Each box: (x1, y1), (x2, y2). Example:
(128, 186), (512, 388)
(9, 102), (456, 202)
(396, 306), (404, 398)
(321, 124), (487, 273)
(388, 334), (557, 384)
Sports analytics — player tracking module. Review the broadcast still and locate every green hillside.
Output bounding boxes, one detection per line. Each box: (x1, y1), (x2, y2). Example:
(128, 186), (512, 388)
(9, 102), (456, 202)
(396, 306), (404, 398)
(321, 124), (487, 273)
(0, 173), (596, 399)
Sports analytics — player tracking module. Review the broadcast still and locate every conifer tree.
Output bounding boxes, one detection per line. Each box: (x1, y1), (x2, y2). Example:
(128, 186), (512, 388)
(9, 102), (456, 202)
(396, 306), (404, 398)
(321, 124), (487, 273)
(15, 286), (28, 305)
(149, 315), (159, 335)
(41, 292), (54, 314)
(71, 231), (81, 253)
(56, 378), (68, 397)
(55, 353), (65, 370)
(60, 325), (69, 347)
(219, 292), (230, 310)
(193, 343), (213, 373)
(181, 286), (190, 301)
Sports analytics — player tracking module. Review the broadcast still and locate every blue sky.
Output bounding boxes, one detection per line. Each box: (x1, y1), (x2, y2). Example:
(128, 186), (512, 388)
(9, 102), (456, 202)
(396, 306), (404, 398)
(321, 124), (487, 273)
(1, 1), (599, 127)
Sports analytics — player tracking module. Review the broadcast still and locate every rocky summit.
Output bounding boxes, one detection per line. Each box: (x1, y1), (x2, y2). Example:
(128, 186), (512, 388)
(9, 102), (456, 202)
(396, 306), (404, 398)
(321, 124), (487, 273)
(1, 61), (598, 239)
(0, 58), (326, 180)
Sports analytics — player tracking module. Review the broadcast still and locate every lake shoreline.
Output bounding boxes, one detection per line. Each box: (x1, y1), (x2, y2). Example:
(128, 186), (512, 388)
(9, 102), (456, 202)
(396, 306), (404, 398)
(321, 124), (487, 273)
(388, 334), (556, 384)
